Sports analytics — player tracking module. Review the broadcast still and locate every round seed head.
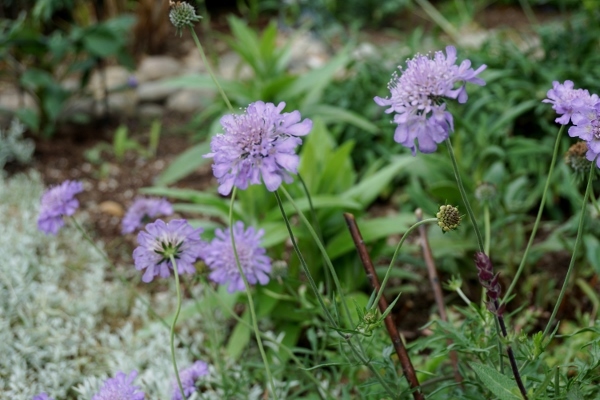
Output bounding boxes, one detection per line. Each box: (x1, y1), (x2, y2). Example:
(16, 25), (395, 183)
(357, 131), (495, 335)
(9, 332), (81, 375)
(169, 1), (201, 36)
(565, 141), (591, 176)
(475, 181), (497, 204)
(436, 204), (461, 233)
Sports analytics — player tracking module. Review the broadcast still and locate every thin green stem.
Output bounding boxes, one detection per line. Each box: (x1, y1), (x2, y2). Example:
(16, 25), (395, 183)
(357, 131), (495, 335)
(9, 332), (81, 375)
(445, 138), (485, 253)
(297, 173), (331, 294)
(189, 27), (234, 113)
(274, 190), (337, 327)
(542, 162), (594, 339)
(229, 188), (278, 400)
(274, 190), (398, 399)
(168, 255), (186, 400)
(279, 186), (355, 327)
(202, 279), (333, 400)
(504, 125), (565, 303)
(484, 205), (491, 256)
(374, 218), (437, 309)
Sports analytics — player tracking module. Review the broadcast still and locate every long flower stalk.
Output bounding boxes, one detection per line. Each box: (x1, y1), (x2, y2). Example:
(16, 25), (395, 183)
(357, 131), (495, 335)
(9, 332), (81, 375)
(229, 188), (278, 400)
(274, 190), (398, 399)
(168, 255), (186, 400)
(504, 125), (565, 303)
(542, 162), (594, 339)
(447, 139), (527, 398)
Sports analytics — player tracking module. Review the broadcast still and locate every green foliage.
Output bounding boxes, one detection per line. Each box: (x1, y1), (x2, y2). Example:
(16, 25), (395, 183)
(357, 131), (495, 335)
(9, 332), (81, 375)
(0, 5), (135, 136)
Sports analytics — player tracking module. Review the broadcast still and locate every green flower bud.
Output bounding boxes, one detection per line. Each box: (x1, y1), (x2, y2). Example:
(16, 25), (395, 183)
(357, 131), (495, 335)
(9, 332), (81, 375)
(169, 1), (202, 37)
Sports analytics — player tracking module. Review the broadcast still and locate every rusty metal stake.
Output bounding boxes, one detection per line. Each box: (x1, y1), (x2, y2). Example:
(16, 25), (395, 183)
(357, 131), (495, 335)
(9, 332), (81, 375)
(344, 213), (424, 400)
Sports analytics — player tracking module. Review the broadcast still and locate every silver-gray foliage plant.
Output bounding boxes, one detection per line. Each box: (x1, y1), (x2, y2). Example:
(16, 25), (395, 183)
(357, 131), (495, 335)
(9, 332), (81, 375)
(0, 173), (207, 399)
(0, 119), (34, 170)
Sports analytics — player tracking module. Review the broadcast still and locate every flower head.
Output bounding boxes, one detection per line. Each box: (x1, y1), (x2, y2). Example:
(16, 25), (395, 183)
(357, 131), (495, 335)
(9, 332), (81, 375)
(169, 1), (202, 36)
(436, 204), (462, 233)
(565, 141), (591, 176)
(374, 46), (486, 155)
(204, 101), (313, 195)
(92, 371), (145, 400)
(133, 219), (204, 283)
(122, 197), (174, 234)
(475, 182), (497, 204)
(569, 102), (600, 168)
(37, 180), (84, 235)
(204, 221), (271, 293)
(33, 394), (54, 400)
(543, 80), (599, 125)
(172, 361), (209, 400)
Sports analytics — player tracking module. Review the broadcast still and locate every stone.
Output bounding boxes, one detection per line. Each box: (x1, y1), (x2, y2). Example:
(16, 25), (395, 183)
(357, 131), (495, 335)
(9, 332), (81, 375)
(98, 200), (124, 217)
(138, 103), (164, 119)
(0, 87), (35, 111)
(88, 65), (131, 99)
(137, 81), (178, 102)
(284, 32), (330, 74)
(136, 55), (182, 82)
(218, 51), (254, 81)
(166, 89), (214, 113)
(181, 47), (208, 74)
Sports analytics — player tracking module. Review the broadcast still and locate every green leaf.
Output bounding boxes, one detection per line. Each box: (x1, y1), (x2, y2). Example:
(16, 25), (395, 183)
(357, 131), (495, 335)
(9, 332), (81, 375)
(471, 363), (522, 400)
(341, 155), (414, 207)
(326, 213), (415, 260)
(154, 141), (211, 186)
(226, 310), (252, 360)
(82, 26), (121, 58)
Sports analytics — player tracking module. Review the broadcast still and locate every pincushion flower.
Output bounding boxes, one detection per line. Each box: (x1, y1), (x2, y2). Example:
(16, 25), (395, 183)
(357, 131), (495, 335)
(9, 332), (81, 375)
(37, 180), (84, 235)
(569, 102), (600, 168)
(543, 80), (599, 125)
(33, 394), (54, 400)
(133, 219), (204, 283)
(92, 371), (145, 400)
(204, 101), (313, 195)
(172, 361), (209, 400)
(204, 221), (271, 293)
(374, 46), (486, 155)
(122, 197), (174, 234)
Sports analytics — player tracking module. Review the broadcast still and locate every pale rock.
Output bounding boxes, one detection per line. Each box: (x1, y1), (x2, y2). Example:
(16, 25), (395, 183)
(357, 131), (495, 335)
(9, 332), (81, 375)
(0, 87), (36, 111)
(284, 32), (330, 73)
(137, 81), (178, 102)
(218, 51), (254, 80)
(181, 48), (208, 74)
(138, 103), (164, 119)
(136, 55), (182, 82)
(98, 200), (124, 217)
(166, 89), (214, 113)
(88, 65), (131, 99)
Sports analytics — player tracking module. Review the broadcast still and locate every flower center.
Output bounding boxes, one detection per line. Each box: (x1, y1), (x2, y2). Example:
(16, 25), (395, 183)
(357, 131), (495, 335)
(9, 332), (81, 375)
(153, 237), (183, 263)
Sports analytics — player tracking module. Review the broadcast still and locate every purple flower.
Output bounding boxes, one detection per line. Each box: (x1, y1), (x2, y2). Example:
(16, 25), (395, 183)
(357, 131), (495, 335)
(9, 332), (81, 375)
(172, 361), (209, 400)
(204, 101), (313, 195)
(33, 394), (54, 400)
(204, 221), (271, 293)
(374, 46), (486, 155)
(127, 75), (138, 88)
(133, 219), (204, 283)
(122, 197), (174, 234)
(543, 80), (598, 125)
(92, 371), (145, 400)
(569, 102), (600, 168)
(37, 180), (84, 235)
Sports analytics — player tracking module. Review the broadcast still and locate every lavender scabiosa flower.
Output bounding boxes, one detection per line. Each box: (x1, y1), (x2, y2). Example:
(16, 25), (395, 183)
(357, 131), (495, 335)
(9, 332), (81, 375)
(204, 101), (313, 195)
(204, 221), (271, 293)
(33, 394), (54, 400)
(92, 371), (145, 400)
(37, 180), (84, 235)
(543, 80), (599, 125)
(569, 102), (600, 168)
(122, 197), (174, 234)
(374, 46), (486, 155)
(133, 219), (204, 283)
(172, 361), (209, 400)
